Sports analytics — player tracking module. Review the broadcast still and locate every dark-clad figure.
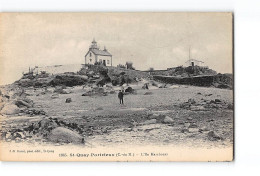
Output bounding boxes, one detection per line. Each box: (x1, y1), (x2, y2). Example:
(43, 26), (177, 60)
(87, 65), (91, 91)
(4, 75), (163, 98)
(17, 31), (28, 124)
(118, 90), (124, 104)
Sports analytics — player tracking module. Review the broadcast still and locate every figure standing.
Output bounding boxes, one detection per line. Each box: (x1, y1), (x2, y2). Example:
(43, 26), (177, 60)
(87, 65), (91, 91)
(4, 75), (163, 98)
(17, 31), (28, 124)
(118, 90), (124, 104)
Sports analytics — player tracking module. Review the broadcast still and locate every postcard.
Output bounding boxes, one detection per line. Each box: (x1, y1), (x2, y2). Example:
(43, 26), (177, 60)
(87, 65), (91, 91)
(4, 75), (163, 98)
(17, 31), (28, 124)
(0, 12), (233, 161)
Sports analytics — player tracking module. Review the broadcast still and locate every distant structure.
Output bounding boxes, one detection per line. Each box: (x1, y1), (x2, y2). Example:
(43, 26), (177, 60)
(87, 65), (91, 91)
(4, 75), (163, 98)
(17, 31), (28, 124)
(84, 39), (113, 66)
(185, 59), (205, 67)
(184, 47), (206, 67)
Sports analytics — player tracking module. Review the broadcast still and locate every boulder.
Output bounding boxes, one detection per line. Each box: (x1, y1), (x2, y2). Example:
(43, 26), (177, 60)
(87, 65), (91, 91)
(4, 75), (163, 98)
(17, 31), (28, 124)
(142, 119), (157, 125)
(51, 94), (59, 99)
(163, 116), (174, 124)
(150, 81), (158, 87)
(125, 87), (134, 93)
(148, 114), (165, 121)
(111, 79), (118, 86)
(22, 98), (34, 104)
(209, 100), (215, 104)
(65, 98), (72, 103)
(48, 127), (84, 144)
(215, 99), (222, 103)
(158, 84), (167, 88)
(207, 131), (222, 141)
(14, 132), (26, 139)
(82, 92), (92, 96)
(15, 100), (32, 108)
(0, 104), (20, 115)
(87, 71), (95, 76)
(180, 102), (191, 109)
(144, 92), (153, 95)
(96, 79), (106, 87)
(54, 88), (69, 94)
(39, 118), (57, 129)
(188, 98), (196, 104)
(189, 123), (198, 128)
(216, 84), (230, 89)
(148, 113), (159, 119)
(50, 75), (87, 87)
(109, 90), (116, 94)
(142, 83), (149, 89)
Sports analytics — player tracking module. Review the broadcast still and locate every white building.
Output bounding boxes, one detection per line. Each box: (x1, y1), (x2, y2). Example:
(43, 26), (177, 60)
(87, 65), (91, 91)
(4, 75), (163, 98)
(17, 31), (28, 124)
(185, 59), (205, 67)
(84, 39), (113, 66)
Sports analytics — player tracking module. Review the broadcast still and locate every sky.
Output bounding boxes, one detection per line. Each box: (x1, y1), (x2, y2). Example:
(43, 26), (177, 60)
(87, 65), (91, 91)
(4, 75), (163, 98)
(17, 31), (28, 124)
(0, 12), (233, 85)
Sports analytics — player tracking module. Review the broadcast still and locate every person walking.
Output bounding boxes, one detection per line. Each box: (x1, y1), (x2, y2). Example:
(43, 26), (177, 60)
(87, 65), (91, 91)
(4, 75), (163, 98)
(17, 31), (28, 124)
(118, 90), (124, 104)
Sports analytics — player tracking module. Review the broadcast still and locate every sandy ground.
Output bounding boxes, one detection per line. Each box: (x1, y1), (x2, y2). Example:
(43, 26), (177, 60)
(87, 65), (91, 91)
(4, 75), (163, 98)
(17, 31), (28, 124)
(1, 83), (233, 149)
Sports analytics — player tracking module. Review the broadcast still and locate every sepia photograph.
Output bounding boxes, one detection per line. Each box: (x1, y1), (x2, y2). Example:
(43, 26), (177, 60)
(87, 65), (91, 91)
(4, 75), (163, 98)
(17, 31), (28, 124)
(0, 12), (233, 161)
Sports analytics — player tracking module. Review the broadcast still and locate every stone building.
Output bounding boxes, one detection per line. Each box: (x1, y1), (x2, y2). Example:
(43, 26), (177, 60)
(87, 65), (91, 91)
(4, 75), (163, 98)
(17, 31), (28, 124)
(84, 39), (112, 66)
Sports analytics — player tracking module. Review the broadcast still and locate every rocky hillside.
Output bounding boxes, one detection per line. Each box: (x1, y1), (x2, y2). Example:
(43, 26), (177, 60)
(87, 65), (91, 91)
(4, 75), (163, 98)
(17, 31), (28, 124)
(12, 64), (232, 90)
(153, 73), (233, 89)
(149, 66), (217, 77)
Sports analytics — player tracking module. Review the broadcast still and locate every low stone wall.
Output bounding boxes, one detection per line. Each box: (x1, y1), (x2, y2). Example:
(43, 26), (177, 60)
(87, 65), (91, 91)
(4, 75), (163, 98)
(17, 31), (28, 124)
(153, 75), (214, 87)
(153, 74), (233, 89)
